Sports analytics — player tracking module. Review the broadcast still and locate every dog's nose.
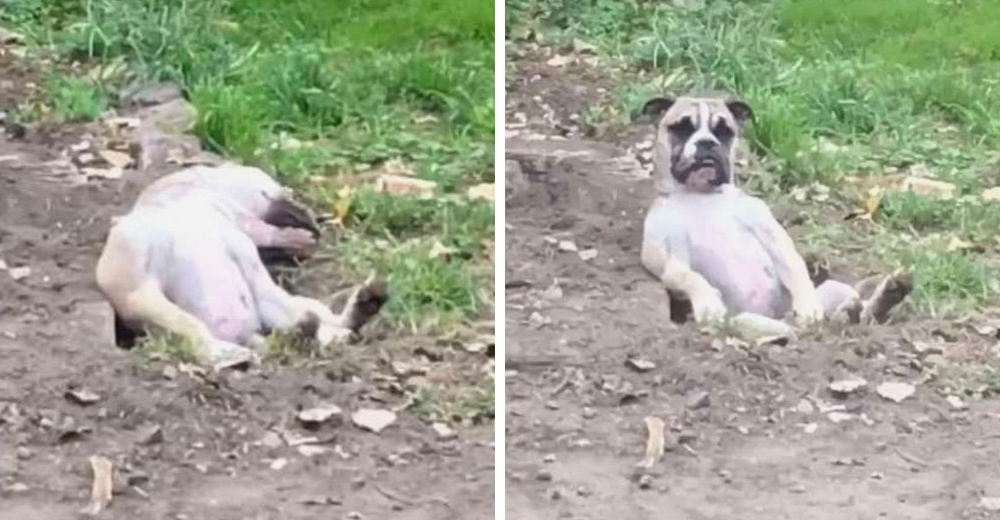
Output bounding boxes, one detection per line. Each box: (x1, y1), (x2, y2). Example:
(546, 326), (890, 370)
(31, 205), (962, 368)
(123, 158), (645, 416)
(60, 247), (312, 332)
(694, 138), (718, 149)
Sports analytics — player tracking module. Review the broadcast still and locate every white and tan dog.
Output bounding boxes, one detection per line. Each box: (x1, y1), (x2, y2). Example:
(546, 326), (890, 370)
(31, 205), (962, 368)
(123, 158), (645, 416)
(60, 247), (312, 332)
(635, 92), (911, 327)
(96, 163), (387, 367)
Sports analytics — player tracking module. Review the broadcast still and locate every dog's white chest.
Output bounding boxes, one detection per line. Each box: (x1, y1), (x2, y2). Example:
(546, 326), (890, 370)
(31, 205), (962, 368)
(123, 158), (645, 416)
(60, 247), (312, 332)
(647, 190), (789, 317)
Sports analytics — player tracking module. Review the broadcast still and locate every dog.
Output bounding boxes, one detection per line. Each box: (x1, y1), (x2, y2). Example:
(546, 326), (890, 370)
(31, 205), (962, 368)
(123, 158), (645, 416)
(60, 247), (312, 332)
(634, 92), (912, 327)
(95, 163), (388, 368)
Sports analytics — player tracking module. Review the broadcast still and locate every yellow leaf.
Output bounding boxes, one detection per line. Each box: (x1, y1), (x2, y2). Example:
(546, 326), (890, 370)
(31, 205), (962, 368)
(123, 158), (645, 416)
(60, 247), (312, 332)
(863, 187), (883, 218)
(333, 186), (352, 222)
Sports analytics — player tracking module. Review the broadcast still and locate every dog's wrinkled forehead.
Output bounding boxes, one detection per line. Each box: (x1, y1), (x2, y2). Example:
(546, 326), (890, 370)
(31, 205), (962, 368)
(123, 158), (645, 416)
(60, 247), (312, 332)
(664, 97), (735, 131)
(634, 93), (754, 136)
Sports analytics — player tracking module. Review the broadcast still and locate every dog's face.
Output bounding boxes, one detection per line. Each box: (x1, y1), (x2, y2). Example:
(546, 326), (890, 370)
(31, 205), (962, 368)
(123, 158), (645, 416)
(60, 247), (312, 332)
(635, 94), (753, 193)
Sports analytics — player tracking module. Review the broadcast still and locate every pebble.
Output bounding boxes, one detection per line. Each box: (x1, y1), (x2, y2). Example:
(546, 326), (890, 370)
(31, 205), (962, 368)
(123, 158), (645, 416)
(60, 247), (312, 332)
(946, 395), (967, 410)
(686, 391), (710, 410)
(432, 422), (457, 440)
(638, 475), (653, 489)
(351, 409), (397, 433)
(536, 469), (553, 482)
(15, 446), (31, 460)
(297, 404), (344, 427)
(582, 407), (596, 419)
(876, 382), (916, 403)
(543, 454), (556, 463)
(270, 458), (288, 471)
(557, 240), (578, 252)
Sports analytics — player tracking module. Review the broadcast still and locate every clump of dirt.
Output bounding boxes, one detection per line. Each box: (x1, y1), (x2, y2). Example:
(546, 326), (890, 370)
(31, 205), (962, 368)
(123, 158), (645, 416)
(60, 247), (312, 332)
(0, 54), (493, 520)
(505, 43), (1000, 519)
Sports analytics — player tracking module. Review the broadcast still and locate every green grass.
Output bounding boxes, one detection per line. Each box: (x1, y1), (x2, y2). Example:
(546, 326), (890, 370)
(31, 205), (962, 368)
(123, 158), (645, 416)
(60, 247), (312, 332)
(4, 0), (495, 330)
(509, 0), (1000, 316)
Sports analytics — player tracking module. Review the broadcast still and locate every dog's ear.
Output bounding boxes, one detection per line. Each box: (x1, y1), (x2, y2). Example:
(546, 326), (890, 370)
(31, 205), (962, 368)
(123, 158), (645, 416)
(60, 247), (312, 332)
(726, 100), (754, 128)
(631, 97), (675, 124)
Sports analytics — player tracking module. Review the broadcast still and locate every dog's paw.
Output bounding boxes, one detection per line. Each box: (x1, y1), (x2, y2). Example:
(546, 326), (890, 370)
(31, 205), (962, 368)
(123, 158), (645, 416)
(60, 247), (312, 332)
(792, 297), (824, 327)
(344, 273), (389, 332)
(275, 228), (317, 256)
(691, 290), (728, 324)
(207, 340), (259, 371)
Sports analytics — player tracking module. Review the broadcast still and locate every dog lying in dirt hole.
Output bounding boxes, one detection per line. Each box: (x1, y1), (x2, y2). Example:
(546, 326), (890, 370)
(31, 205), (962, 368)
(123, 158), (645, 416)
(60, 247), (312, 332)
(634, 92), (913, 328)
(95, 163), (388, 368)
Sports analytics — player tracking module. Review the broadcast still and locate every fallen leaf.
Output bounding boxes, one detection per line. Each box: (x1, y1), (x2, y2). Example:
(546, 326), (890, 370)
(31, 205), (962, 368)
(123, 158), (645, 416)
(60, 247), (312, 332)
(65, 388), (102, 406)
(578, 249), (598, 261)
(100, 149), (134, 169)
(429, 240), (459, 259)
(546, 54), (573, 67)
(80, 456), (114, 516)
(557, 240), (578, 252)
(635, 416), (666, 469)
(83, 167), (124, 180)
(432, 422), (457, 440)
(8, 266), (29, 280)
(625, 358), (657, 372)
(332, 185), (352, 223)
(946, 236), (975, 252)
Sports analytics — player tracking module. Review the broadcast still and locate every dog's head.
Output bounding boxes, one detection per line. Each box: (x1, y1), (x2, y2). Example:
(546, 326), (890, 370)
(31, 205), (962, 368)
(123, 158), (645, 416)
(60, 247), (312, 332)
(634, 92), (753, 194)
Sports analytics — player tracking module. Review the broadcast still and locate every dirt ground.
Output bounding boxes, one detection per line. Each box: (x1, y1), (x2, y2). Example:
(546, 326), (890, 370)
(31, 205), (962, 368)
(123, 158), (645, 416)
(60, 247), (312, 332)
(504, 45), (1000, 519)
(0, 55), (493, 519)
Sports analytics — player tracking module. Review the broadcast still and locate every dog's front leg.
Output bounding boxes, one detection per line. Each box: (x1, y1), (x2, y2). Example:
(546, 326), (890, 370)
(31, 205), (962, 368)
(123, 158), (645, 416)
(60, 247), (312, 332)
(238, 215), (317, 257)
(641, 240), (727, 323)
(743, 199), (823, 325)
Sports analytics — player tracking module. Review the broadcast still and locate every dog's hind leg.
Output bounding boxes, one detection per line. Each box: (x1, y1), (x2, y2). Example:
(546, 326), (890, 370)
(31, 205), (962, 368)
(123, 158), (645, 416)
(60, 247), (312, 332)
(96, 225), (254, 366)
(855, 268), (914, 324)
(815, 280), (863, 324)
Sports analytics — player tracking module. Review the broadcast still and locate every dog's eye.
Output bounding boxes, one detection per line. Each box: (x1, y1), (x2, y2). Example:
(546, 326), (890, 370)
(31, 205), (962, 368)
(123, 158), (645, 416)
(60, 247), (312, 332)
(713, 121), (734, 140)
(667, 118), (695, 137)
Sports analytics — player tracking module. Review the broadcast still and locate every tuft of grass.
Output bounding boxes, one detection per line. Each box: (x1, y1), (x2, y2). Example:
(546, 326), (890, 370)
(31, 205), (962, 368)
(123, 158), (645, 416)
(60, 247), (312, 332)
(138, 330), (200, 363)
(8, 0), (494, 331)
(47, 72), (107, 122)
(409, 381), (496, 424)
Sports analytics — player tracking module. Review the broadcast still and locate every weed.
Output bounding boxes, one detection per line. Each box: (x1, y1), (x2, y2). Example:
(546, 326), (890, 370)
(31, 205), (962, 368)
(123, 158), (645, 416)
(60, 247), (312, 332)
(137, 330), (200, 363)
(409, 381), (496, 424)
(46, 73), (107, 122)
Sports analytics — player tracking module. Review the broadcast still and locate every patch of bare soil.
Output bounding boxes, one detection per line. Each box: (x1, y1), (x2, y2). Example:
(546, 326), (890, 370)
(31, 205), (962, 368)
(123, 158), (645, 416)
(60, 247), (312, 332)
(505, 45), (1000, 520)
(0, 54), (493, 520)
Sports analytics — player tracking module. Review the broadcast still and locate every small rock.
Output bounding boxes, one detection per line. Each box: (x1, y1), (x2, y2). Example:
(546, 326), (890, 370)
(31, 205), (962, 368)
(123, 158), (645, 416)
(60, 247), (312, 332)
(571, 38), (598, 55)
(374, 174), (436, 199)
(686, 391), (710, 410)
(432, 422), (457, 440)
(638, 474), (653, 490)
(8, 266), (30, 281)
(536, 469), (553, 482)
(297, 404), (343, 427)
(899, 175), (955, 199)
(557, 240), (578, 252)
(790, 483), (806, 494)
(578, 249), (598, 261)
(83, 167), (124, 180)
(983, 187), (1000, 203)
(544, 401), (560, 410)
(803, 423), (819, 434)
(625, 358), (657, 372)
(827, 412), (853, 423)
(5, 482), (29, 493)
(269, 457), (288, 471)
(65, 388), (101, 406)
(548, 487), (563, 500)
(15, 446), (31, 460)
(546, 54), (573, 67)
(137, 424), (164, 445)
(828, 378), (868, 397)
(466, 183), (495, 202)
(795, 399), (815, 414)
(297, 445), (329, 457)
(576, 485), (592, 497)
(581, 407), (596, 419)
(161, 365), (178, 380)
(259, 431), (283, 449)
(980, 496), (1000, 511)
(351, 409), (397, 433)
(876, 381), (916, 403)
(543, 454), (556, 463)
(946, 395), (967, 410)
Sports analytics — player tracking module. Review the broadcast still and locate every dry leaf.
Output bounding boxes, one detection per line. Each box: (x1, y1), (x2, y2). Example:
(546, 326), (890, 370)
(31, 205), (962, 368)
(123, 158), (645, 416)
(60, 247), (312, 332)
(80, 455), (114, 516)
(982, 187), (1000, 203)
(332, 185), (352, 223)
(429, 240), (459, 259)
(636, 416), (666, 469)
(467, 183), (495, 202)
(374, 174), (436, 199)
(899, 176), (955, 199)
(100, 149), (134, 169)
